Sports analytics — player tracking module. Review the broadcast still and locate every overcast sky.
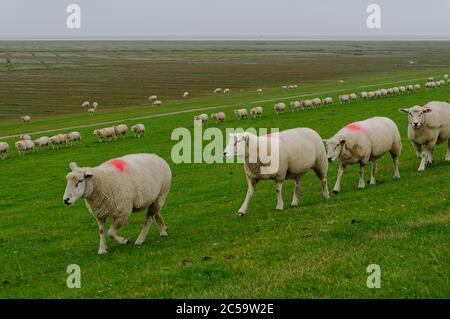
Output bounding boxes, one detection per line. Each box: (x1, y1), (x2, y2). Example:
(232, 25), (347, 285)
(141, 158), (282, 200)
(1, 0), (450, 40)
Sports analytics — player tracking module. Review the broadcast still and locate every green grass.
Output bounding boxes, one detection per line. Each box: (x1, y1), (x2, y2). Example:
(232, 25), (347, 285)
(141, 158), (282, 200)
(0, 42), (449, 298)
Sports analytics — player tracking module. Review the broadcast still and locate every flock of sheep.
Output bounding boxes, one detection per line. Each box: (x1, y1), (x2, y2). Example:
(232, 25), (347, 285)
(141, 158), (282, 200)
(93, 124), (145, 142)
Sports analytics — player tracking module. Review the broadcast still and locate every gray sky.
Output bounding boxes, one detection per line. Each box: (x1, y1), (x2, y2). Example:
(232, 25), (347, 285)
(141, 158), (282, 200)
(1, 0), (450, 39)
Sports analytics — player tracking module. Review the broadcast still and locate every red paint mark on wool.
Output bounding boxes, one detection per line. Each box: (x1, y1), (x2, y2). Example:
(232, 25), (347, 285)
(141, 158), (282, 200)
(109, 159), (127, 171)
(346, 123), (363, 132)
(262, 133), (285, 141)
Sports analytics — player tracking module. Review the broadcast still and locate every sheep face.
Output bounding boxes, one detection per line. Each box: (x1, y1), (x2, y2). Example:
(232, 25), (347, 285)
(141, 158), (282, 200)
(324, 138), (345, 162)
(223, 133), (248, 158)
(63, 162), (93, 205)
(399, 106), (432, 129)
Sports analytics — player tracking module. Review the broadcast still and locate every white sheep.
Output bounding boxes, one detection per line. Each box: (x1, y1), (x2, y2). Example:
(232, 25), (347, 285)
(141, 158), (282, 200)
(214, 88), (222, 94)
(379, 89), (388, 97)
(65, 131), (81, 146)
(393, 87), (400, 95)
(211, 112), (225, 123)
(0, 142), (9, 159)
(81, 101), (90, 108)
(339, 95), (350, 104)
(88, 108), (96, 115)
(399, 86), (406, 94)
(34, 136), (51, 150)
(234, 109), (248, 120)
(322, 97), (333, 105)
(20, 134), (31, 141)
(274, 102), (286, 114)
(223, 129), (329, 215)
(223, 88), (231, 94)
(50, 134), (67, 149)
(21, 116), (31, 123)
(444, 74), (449, 80)
(367, 91), (375, 99)
(387, 88), (394, 95)
(15, 140), (35, 155)
(256, 88), (263, 94)
(63, 154), (172, 255)
(183, 91), (189, 98)
(148, 95), (157, 102)
(406, 85), (414, 92)
(414, 84), (421, 91)
(93, 127), (115, 142)
(113, 125), (128, 139)
(399, 101), (450, 171)
(152, 100), (162, 107)
(194, 113), (208, 124)
(92, 102), (98, 110)
(290, 101), (302, 111)
(249, 107), (263, 118)
(312, 98), (322, 107)
(131, 124), (145, 138)
(302, 100), (313, 108)
(349, 93), (358, 102)
(325, 117), (402, 193)
(426, 77), (434, 82)
(359, 92), (368, 100)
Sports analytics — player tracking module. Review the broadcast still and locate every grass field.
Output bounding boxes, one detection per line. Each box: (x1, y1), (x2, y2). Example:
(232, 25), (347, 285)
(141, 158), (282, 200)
(0, 41), (449, 298)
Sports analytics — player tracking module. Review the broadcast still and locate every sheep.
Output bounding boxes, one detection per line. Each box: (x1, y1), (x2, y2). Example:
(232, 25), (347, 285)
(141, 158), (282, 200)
(183, 91), (189, 98)
(436, 81), (442, 88)
(131, 124), (145, 138)
(256, 88), (263, 94)
(414, 84), (421, 91)
(281, 85), (288, 90)
(387, 88), (394, 95)
(234, 109), (248, 120)
(214, 88), (222, 94)
(399, 86), (406, 94)
(50, 134), (67, 148)
(15, 140), (35, 155)
(152, 100), (162, 107)
(211, 112), (226, 123)
(21, 116), (31, 123)
(367, 91), (375, 99)
(425, 82), (435, 89)
(93, 127), (116, 143)
(290, 101), (302, 111)
(87, 108), (96, 115)
(312, 98), (322, 107)
(302, 100), (313, 108)
(393, 87), (400, 95)
(223, 129), (329, 215)
(339, 80), (344, 85)
(359, 92), (368, 100)
(426, 77), (434, 82)
(379, 89), (388, 97)
(63, 154), (172, 255)
(223, 88), (231, 94)
(34, 136), (51, 150)
(0, 142), (9, 159)
(406, 85), (414, 92)
(324, 117), (402, 193)
(444, 74), (449, 80)
(65, 131), (82, 146)
(113, 125), (128, 139)
(448, 79), (450, 85)
(81, 101), (90, 108)
(399, 101), (450, 171)
(274, 102), (286, 114)
(20, 134), (31, 141)
(339, 95), (350, 104)
(92, 102), (98, 110)
(148, 95), (157, 102)
(194, 113), (208, 124)
(249, 107), (263, 118)
(322, 97), (333, 105)
(349, 93), (358, 102)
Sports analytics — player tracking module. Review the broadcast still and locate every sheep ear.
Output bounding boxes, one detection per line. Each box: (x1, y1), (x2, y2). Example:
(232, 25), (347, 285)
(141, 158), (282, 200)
(84, 171), (93, 179)
(69, 162), (78, 171)
(339, 139), (346, 145)
(423, 108), (432, 113)
(399, 108), (409, 113)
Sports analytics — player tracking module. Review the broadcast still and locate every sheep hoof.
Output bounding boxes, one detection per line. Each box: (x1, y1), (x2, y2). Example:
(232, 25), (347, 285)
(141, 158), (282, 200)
(237, 212), (245, 217)
(97, 249), (107, 255)
(160, 232), (168, 237)
(134, 239), (144, 246)
(291, 202), (298, 207)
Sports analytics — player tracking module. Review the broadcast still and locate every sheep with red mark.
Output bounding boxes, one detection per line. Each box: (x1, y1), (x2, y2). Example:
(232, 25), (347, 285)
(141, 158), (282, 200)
(63, 153), (172, 255)
(93, 127), (115, 142)
(131, 124), (145, 138)
(114, 124), (128, 139)
(15, 139), (34, 155)
(223, 128), (329, 216)
(399, 101), (450, 171)
(0, 142), (9, 159)
(324, 117), (402, 193)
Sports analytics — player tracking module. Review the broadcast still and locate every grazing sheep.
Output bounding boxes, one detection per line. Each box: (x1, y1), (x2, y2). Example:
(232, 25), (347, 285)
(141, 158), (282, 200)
(274, 102), (286, 114)
(414, 84), (421, 91)
(281, 85), (288, 90)
(223, 129), (329, 215)
(34, 136), (51, 150)
(211, 112), (226, 123)
(367, 91), (375, 99)
(93, 127), (116, 143)
(234, 109), (248, 120)
(194, 113), (208, 124)
(131, 124), (145, 138)
(393, 87), (400, 95)
(379, 89), (388, 97)
(399, 86), (406, 94)
(113, 125), (128, 139)
(399, 101), (450, 171)
(15, 140), (34, 155)
(387, 88), (394, 95)
(426, 77), (434, 82)
(88, 108), (96, 115)
(81, 101), (90, 108)
(148, 95), (157, 102)
(152, 100), (162, 107)
(290, 101), (302, 111)
(325, 117), (402, 193)
(302, 100), (313, 109)
(20, 134), (31, 141)
(339, 95), (350, 104)
(0, 142), (9, 159)
(249, 107), (263, 118)
(183, 91), (189, 98)
(50, 134), (67, 149)
(349, 93), (358, 102)
(65, 131), (82, 146)
(322, 97), (333, 105)
(214, 88), (222, 94)
(21, 116), (31, 123)
(223, 88), (231, 95)
(312, 98), (322, 107)
(436, 81), (442, 88)
(256, 88), (263, 94)
(359, 92), (368, 100)
(63, 154), (172, 255)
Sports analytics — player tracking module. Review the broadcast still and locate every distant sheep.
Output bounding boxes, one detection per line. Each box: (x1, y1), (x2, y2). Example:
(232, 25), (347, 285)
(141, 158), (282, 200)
(339, 95), (350, 104)
(148, 95), (158, 102)
(152, 100), (162, 107)
(214, 88), (222, 94)
(88, 108), (96, 115)
(274, 102), (286, 114)
(50, 134), (67, 149)
(92, 102), (98, 110)
(0, 142), (9, 159)
(322, 97), (333, 105)
(15, 140), (34, 155)
(290, 101), (302, 111)
(426, 77), (434, 82)
(359, 92), (368, 100)
(20, 134), (31, 141)
(113, 125), (128, 139)
(406, 85), (414, 92)
(93, 127), (115, 142)
(34, 136), (51, 150)
(223, 88), (231, 94)
(194, 113), (208, 124)
(312, 98), (321, 107)
(256, 88), (263, 94)
(81, 101), (90, 108)
(444, 74), (448, 80)
(63, 154), (172, 254)
(21, 116), (31, 123)
(367, 91), (375, 99)
(183, 91), (189, 98)
(414, 84), (421, 91)
(399, 101), (450, 171)
(249, 107), (263, 118)
(324, 117), (401, 193)
(349, 93), (358, 102)
(302, 100), (313, 108)
(211, 112), (226, 123)
(234, 109), (248, 120)
(65, 131), (81, 146)
(131, 124), (145, 138)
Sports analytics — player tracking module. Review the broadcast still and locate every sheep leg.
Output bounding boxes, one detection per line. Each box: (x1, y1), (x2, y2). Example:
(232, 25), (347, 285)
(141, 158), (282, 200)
(108, 216), (129, 245)
(358, 163), (366, 188)
(411, 142), (422, 159)
(135, 211), (155, 246)
(154, 212), (168, 237)
(419, 140), (436, 171)
(370, 161), (377, 185)
(333, 163), (346, 193)
(291, 177), (301, 207)
(427, 147), (434, 164)
(237, 178), (257, 216)
(96, 217), (107, 255)
(313, 166), (330, 199)
(446, 139), (450, 161)
(275, 181), (284, 211)
(390, 152), (400, 180)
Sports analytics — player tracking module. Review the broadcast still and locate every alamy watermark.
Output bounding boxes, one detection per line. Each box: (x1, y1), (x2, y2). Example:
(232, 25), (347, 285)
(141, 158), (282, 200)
(66, 264), (81, 288)
(366, 264), (381, 288)
(366, 4), (381, 29)
(66, 4), (81, 29)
